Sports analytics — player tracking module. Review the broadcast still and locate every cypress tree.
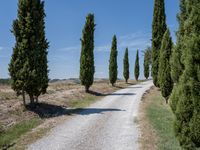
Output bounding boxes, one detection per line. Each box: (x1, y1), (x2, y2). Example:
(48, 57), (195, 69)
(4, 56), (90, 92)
(152, 0), (167, 87)
(170, 0), (188, 117)
(9, 0), (49, 106)
(134, 50), (140, 81)
(80, 14), (95, 92)
(170, 0), (187, 83)
(171, 1), (200, 148)
(143, 47), (151, 79)
(109, 35), (118, 86)
(158, 29), (173, 103)
(123, 48), (129, 83)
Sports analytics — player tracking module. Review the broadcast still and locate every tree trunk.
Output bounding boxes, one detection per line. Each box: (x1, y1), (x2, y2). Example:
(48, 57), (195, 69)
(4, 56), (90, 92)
(125, 79), (128, 83)
(85, 86), (89, 93)
(30, 95), (35, 105)
(35, 96), (39, 104)
(165, 98), (168, 104)
(22, 89), (26, 106)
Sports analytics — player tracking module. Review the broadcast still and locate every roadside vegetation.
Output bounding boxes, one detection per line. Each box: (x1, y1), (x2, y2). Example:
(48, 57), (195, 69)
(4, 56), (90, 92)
(151, 0), (200, 149)
(139, 87), (181, 150)
(0, 118), (42, 149)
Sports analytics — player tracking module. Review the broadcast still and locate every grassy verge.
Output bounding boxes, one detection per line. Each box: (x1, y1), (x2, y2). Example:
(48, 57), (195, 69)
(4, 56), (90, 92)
(68, 94), (97, 108)
(0, 118), (42, 149)
(139, 87), (181, 150)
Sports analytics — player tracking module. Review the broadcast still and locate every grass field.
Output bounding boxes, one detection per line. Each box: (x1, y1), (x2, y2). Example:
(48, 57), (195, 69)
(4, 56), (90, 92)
(139, 87), (181, 150)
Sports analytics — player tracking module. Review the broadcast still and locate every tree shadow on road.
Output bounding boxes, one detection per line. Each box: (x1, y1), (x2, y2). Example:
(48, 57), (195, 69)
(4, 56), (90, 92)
(126, 83), (137, 85)
(126, 86), (143, 89)
(26, 103), (125, 118)
(88, 90), (135, 97)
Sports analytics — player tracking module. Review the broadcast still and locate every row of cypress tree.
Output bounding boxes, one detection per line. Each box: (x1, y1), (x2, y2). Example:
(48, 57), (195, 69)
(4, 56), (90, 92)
(152, 0), (200, 149)
(9, 0), (145, 106)
(80, 18), (141, 92)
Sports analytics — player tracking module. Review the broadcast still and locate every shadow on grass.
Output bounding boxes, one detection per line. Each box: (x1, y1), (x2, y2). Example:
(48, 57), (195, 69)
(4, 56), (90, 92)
(88, 90), (135, 96)
(1, 143), (15, 150)
(26, 103), (125, 118)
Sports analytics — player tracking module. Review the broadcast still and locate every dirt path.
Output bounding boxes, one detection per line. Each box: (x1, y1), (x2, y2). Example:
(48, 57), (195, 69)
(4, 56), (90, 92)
(28, 81), (153, 150)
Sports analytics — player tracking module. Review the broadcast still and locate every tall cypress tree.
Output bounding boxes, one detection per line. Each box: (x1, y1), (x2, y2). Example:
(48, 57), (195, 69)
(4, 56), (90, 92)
(171, 1), (200, 148)
(123, 48), (129, 83)
(158, 29), (173, 103)
(109, 35), (118, 86)
(170, 0), (187, 83)
(80, 14), (95, 92)
(143, 47), (151, 79)
(152, 0), (167, 87)
(170, 0), (187, 117)
(134, 50), (140, 81)
(9, 0), (49, 106)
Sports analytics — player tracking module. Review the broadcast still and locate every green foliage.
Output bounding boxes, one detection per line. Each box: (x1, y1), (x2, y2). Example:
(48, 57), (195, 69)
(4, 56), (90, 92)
(109, 35), (118, 86)
(9, 0), (49, 104)
(79, 13), (95, 92)
(143, 47), (151, 79)
(152, 0), (167, 87)
(169, 85), (180, 114)
(123, 48), (129, 83)
(134, 50), (140, 81)
(170, 1), (200, 149)
(170, 0), (187, 83)
(158, 29), (173, 101)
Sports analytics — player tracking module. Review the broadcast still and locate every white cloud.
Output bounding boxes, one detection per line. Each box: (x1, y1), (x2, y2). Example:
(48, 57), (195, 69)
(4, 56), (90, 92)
(118, 32), (151, 51)
(55, 31), (151, 53)
(95, 45), (110, 52)
(95, 31), (151, 52)
(58, 46), (80, 52)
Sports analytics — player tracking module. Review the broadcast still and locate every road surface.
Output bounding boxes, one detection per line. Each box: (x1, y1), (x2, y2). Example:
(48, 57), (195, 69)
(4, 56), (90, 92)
(28, 80), (153, 150)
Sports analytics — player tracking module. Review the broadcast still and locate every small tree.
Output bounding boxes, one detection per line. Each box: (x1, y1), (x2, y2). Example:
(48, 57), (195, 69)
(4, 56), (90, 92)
(123, 48), (129, 83)
(134, 50), (140, 81)
(80, 13), (95, 92)
(158, 29), (173, 103)
(109, 35), (118, 86)
(9, 0), (49, 106)
(152, 0), (167, 87)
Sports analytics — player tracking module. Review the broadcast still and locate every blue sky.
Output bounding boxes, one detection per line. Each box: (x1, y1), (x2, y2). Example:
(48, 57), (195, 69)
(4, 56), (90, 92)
(0, 0), (179, 79)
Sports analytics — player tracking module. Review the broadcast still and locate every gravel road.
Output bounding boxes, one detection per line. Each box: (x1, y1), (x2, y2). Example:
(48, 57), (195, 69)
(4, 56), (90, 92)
(28, 80), (153, 150)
